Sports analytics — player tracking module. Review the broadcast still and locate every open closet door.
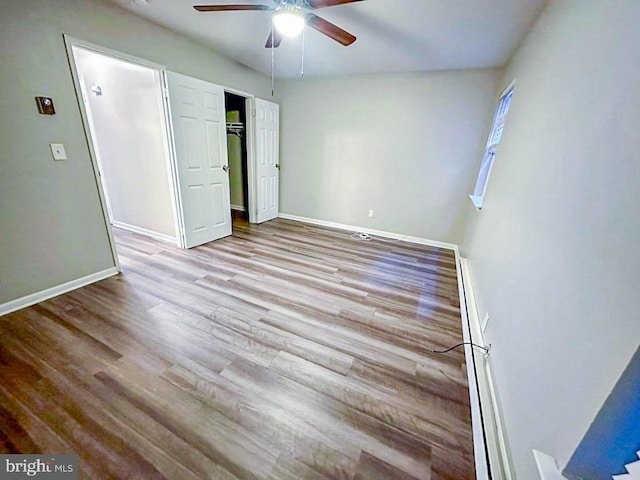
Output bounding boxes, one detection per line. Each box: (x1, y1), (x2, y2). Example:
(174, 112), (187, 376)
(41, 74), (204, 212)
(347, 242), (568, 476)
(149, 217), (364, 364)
(167, 71), (232, 248)
(255, 98), (280, 223)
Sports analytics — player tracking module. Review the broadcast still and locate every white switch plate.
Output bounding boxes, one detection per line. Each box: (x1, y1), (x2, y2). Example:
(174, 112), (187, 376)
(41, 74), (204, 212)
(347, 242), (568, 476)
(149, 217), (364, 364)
(50, 143), (67, 161)
(368, 210), (374, 218)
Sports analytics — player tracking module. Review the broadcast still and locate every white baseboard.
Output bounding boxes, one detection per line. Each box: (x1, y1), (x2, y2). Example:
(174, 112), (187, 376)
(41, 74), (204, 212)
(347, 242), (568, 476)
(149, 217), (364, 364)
(534, 450), (567, 480)
(278, 213), (458, 251)
(112, 220), (177, 245)
(460, 257), (516, 480)
(231, 204), (246, 212)
(457, 256), (491, 480)
(0, 267), (119, 317)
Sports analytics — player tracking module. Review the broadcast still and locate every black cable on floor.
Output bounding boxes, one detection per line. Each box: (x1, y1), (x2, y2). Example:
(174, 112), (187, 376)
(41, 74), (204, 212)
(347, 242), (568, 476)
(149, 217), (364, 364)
(430, 342), (491, 354)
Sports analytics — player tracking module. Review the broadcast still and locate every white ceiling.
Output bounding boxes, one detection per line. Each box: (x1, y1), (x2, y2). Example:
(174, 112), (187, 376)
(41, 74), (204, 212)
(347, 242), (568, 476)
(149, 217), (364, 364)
(106, 0), (547, 79)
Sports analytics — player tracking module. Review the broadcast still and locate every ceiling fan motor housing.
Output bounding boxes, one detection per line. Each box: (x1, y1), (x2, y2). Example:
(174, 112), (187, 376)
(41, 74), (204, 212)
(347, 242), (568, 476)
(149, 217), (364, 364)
(278, 0), (307, 10)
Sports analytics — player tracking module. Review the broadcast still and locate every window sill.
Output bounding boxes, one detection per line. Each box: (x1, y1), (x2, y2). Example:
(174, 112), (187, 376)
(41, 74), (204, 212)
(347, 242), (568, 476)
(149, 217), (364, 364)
(469, 195), (483, 211)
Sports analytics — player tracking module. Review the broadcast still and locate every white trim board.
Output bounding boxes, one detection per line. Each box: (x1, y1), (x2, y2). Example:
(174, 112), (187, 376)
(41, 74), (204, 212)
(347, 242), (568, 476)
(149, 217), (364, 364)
(461, 257), (517, 479)
(63, 35), (166, 70)
(456, 255), (491, 479)
(0, 267), (119, 317)
(111, 221), (178, 245)
(278, 213), (458, 251)
(231, 204), (246, 212)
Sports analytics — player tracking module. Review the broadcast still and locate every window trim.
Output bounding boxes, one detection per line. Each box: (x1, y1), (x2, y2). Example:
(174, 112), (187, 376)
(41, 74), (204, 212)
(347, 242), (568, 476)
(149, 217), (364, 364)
(470, 80), (515, 211)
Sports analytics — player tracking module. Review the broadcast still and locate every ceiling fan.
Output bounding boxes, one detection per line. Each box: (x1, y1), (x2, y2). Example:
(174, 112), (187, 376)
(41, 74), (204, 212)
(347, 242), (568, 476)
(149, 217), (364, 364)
(193, 0), (363, 48)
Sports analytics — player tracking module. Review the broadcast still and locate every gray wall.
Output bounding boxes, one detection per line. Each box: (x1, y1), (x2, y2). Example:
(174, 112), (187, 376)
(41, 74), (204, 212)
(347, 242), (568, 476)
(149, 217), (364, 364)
(0, 0), (270, 304)
(277, 69), (501, 243)
(75, 47), (176, 238)
(461, 1), (640, 478)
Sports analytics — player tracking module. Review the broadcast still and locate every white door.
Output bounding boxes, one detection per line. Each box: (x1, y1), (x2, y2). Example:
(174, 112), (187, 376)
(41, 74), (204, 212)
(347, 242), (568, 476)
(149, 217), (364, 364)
(255, 98), (279, 223)
(167, 72), (232, 248)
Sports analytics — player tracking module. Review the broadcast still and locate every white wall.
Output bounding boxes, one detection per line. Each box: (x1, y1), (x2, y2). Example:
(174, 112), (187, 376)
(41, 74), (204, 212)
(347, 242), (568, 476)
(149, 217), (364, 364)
(75, 47), (176, 238)
(461, 1), (640, 478)
(0, 0), (270, 305)
(277, 69), (501, 244)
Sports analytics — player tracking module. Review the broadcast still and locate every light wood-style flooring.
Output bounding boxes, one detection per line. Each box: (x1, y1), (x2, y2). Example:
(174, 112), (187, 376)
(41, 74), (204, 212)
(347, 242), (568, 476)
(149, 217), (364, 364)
(0, 218), (475, 479)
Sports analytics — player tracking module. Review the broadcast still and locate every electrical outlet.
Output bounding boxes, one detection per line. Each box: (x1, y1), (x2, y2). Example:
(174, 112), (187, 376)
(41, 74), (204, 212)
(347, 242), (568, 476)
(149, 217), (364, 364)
(368, 209), (374, 218)
(481, 313), (490, 333)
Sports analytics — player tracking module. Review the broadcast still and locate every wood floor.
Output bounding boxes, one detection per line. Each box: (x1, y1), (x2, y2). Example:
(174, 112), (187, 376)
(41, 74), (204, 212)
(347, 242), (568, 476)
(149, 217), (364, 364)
(0, 218), (475, 479)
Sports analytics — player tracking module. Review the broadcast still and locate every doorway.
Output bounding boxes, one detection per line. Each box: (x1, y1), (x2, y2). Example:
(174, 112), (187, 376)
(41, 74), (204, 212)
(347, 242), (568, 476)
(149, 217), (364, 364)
(70, 45), (180, 251)
(225, 92), (250, 221)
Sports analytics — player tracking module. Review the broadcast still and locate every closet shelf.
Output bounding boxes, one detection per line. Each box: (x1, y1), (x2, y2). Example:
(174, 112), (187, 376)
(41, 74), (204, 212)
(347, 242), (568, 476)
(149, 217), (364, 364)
(226, 122), (244, 137)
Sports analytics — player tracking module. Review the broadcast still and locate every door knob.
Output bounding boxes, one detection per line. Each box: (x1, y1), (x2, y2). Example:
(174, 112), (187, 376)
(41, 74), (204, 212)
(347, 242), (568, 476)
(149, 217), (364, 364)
(222, 165), (229, 172)
(275, 163), (280, 170)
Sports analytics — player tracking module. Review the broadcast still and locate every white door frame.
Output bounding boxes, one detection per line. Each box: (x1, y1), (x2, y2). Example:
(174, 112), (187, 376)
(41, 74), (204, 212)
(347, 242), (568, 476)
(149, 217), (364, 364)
(224, 87), (259, 224)
(64, 36), (183, 253)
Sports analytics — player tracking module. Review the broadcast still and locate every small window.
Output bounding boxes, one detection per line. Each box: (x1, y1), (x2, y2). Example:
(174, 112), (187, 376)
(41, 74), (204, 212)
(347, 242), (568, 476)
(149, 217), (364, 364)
(470, 84), (514, 209)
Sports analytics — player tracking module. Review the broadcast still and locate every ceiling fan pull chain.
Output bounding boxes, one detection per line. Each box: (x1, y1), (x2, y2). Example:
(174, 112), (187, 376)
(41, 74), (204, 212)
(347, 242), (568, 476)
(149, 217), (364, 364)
(271, 20), (275, 96)
(300, 27), (305, 77)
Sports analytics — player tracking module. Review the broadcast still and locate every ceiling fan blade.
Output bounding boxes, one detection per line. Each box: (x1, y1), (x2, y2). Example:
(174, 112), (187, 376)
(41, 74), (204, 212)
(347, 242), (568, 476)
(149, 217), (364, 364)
(194, 4), (273, 12)
(265, 30), (282, 48)
(305, 13), (356, 46)
(306, 0), (364, 9)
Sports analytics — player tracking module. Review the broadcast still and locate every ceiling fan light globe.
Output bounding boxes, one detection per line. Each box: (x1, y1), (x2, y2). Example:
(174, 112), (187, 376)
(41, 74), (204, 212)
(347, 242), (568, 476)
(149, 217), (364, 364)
(273, 11), (305, 38)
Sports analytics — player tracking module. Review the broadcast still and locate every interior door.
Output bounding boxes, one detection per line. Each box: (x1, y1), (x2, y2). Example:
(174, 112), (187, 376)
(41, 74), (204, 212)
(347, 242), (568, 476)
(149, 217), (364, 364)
(166, 71), (232, 248)
(255, 98), (280, 223)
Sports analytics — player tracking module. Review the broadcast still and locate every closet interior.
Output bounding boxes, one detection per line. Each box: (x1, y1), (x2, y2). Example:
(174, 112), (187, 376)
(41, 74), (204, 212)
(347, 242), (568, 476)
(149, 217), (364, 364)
(225, 92), (249, 220)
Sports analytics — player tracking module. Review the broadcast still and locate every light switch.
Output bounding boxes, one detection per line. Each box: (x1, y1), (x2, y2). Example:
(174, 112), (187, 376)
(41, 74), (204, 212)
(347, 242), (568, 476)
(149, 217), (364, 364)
(50, 143), (67, 161)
